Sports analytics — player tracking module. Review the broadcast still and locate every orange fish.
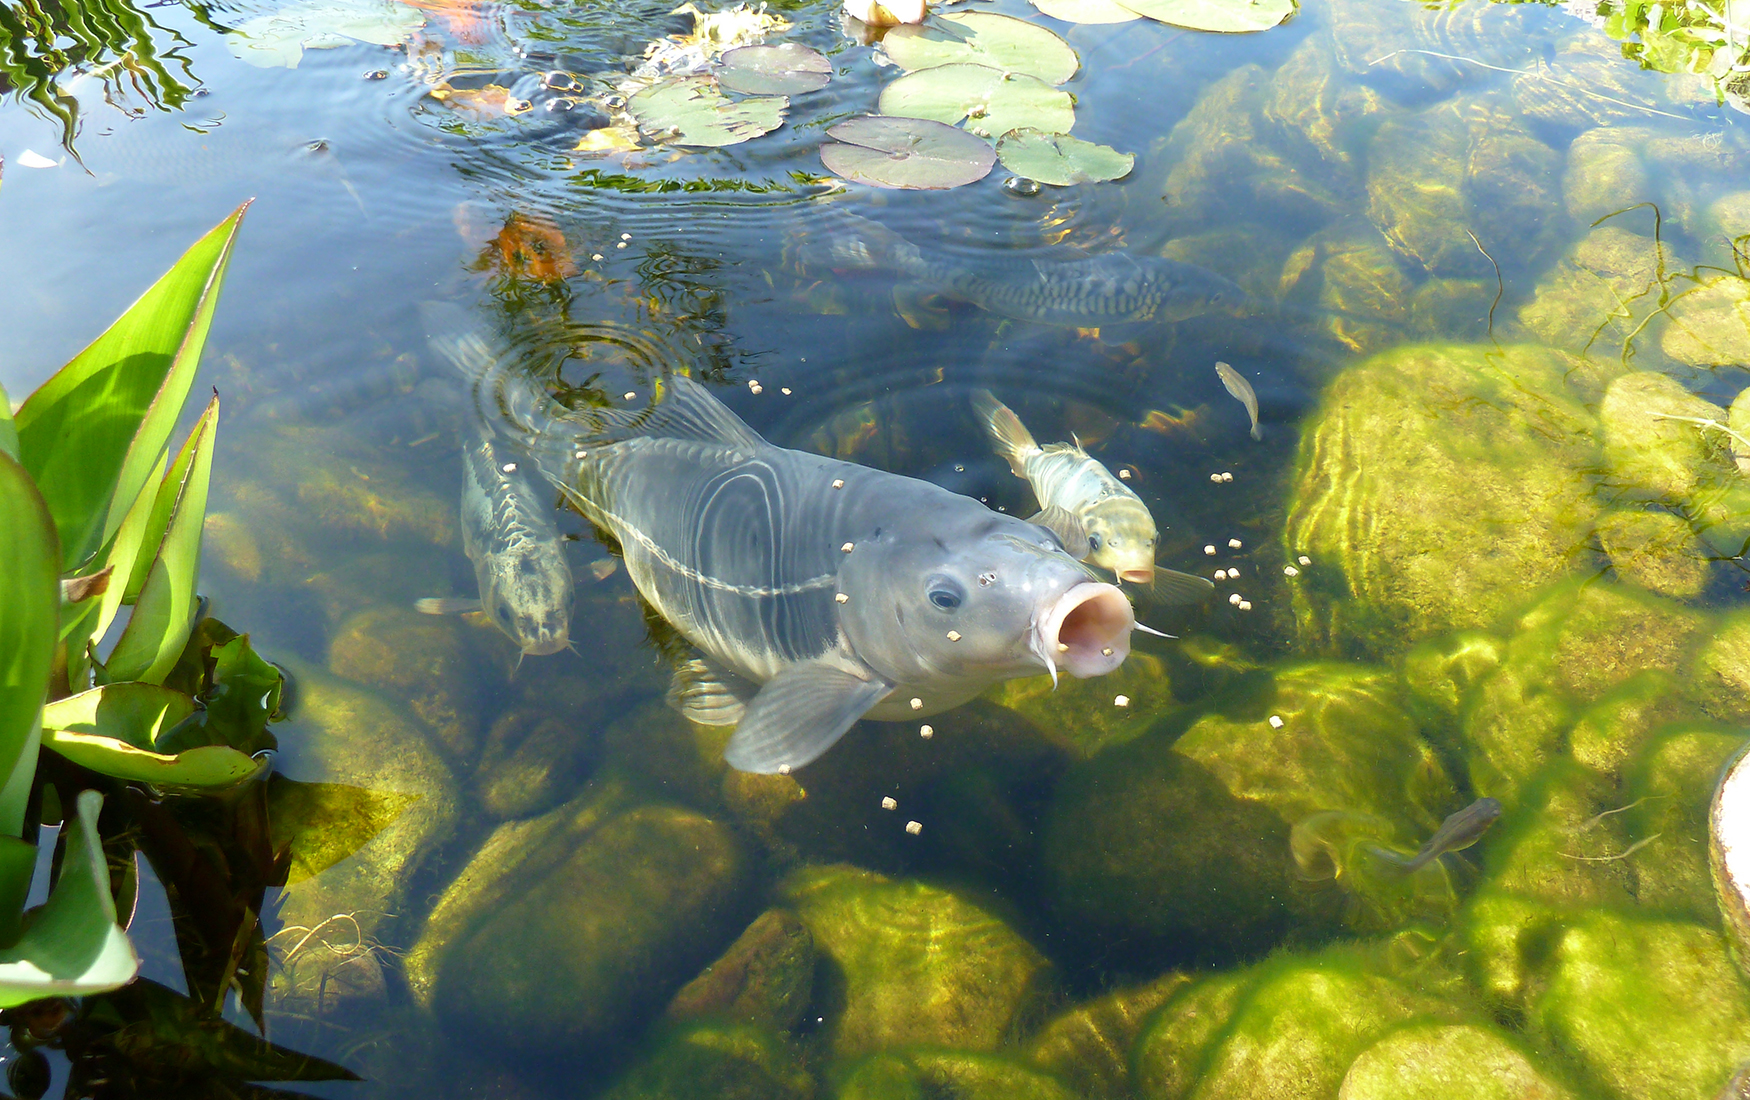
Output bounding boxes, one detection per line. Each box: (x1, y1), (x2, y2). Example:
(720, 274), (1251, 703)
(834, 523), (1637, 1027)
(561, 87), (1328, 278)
(472, 211), (577, 283)
(399, 0), (492, 43)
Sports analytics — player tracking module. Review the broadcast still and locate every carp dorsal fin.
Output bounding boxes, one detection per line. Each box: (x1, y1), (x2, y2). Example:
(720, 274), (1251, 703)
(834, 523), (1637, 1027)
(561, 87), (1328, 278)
(666, 657), (758, 727)
(564, 375), (766, 453)
(723, 657), (892, 774)
(1150, 568), (1216, 606)
(1029, 505), (1090, 560)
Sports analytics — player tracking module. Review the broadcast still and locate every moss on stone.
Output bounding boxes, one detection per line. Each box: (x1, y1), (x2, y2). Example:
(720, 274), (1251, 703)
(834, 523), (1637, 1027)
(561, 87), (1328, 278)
(836, 1049), (1075, 1100)
(601, 1022), (815, 1100)
(328, 604), (489, 766)
(1337, 1022), (1577, 1099)
(1596, 508), (1709, 598)
(666, 909), (816, 1032)
(1024, 972), (1192, 1100)
(1601, 371), (1733, 503)
(1661, 274), (1750, 368)
(1692, 610), (1750, 721)
(1624, 727), (1744, 920)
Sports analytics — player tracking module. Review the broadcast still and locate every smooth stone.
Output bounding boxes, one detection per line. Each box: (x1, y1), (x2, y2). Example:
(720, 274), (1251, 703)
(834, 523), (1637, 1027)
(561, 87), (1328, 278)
(1712, 739), (1750, 979)
(1024, 972), (1192, 1100)
(1692, 611), (1750, 722)
(1597, 508), (1709, 598)
(599, 1022), (814, 1100)
(1662, 275), (1750, 367)
(1628, 728), (1745, 922)
(329, 605), (489, 766)
(476, 705), (603, 821)
(1601, 371), (1732, 503)
(665, 909), (815, 1031)
(838, 1049), (1076, 1100)
(1337, 1022), (1575, 1099)
(1564, 126), (1653, 225)
(1516, 227), (1676, 366)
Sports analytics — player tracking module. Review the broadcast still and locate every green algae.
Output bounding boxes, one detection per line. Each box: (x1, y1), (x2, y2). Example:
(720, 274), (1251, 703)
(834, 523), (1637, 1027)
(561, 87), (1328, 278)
(601, 1022), (815, 1100)
(1024, 972), (1193, 1100)
(837, 1049), (1076, 1100)
(665, 909), (816, 1031)
(1338, 1022), (1577, 1100)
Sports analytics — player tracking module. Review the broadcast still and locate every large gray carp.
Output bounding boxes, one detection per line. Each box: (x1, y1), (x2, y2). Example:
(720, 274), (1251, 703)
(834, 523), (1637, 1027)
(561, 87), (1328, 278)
(521, 374), (1141, 774)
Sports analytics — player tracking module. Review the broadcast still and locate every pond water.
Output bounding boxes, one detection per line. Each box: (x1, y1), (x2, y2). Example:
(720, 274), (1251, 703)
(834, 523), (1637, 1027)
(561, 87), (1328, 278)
(6, 0), (1750, 1093)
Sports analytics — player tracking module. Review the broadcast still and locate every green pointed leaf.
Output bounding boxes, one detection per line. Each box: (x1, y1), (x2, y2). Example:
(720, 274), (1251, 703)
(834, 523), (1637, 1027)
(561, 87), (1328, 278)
(0, 451), (57, 839)
(91, 451), (168, 647)
(124, 402), (211, 605)
(628, 76), (788, 147)
(1115, 0), (1293, 32)
(13, 203), (247, 569)
(996, 128), (1134, 184)
(42, 684), (196, 750)
(0, 381), (17, 461)
(878, 63), (1074, 142)
(42, 732), (266, 790)
(881, 12), (1080, 84)
(156, 633), (282, 756)
(0, 836), (35, 948)
(0, 790), (140, 1006)
(104, 395), (219, 685)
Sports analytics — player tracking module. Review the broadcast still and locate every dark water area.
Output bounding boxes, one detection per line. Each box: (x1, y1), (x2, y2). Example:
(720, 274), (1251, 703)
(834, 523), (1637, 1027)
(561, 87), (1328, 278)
(6, 0), (1750, 1093)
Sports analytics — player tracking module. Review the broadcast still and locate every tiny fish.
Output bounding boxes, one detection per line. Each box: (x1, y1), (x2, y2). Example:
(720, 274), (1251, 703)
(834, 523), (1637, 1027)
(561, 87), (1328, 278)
(1396, 797), (1503, 873)
(972, 390), (1213, 605)
(1214, 361), (1261, 441)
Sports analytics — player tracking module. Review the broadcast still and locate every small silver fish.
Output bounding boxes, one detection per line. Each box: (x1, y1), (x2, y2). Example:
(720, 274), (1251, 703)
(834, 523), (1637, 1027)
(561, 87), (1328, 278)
(1214, 361), (1261, 441)
(972, 390), (1212, 605)
(1396, 797), (1503, 873)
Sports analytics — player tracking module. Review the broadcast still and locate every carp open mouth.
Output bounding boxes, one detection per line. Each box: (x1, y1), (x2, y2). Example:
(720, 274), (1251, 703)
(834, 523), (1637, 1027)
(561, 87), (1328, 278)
(1035, 582), (1133, 682)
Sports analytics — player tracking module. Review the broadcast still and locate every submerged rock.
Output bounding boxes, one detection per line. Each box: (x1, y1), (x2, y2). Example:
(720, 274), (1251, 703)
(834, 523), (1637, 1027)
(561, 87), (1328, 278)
(665, 909), (815, 1031)
(1024, 972), (1192, 1100)
(1600, 371), (1732, 503)
(1516, 227), (1674, 361)
(837, 1050), (1075, 1100)
(1563, 127), (1653, 226)
(475, 704), (603, 821)
(779, 864), (1048, 1057)
(1596, 508), (1709, 598)
(1277, 222), (1415, 355)
(1263, 36), (1388, 180)
(1628, 727), (1744, 921)
(1713, 740), (1750, 979)
(600, 1022), (814, 1100)
(1690, 611), (1750, 722)
(328, 605), (489, 767)
(1284, 344), (1599, 654)
(1337, 1022), (1576, 1100)
(1663, 274), (1750, 368)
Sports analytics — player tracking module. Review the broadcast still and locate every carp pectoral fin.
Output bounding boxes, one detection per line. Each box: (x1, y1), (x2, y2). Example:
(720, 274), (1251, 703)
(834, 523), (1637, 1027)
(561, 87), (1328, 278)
(666, 657), (758, 727)
(892, 283), (951, 331)
(1149, 568), (1216, 606)
(1029, 506), (1091, 561)
(723, 659), (892, 774)
(414, 597), (482, 615)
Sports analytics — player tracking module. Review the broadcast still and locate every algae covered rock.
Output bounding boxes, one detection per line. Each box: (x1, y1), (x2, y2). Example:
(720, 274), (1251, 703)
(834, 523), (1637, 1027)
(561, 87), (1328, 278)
(1690, 610), (1750, 721)
(1564, 126), (1653, 225)
(1600, 371), (1733, 502)
(1400, 630), (1504, 724)
(779, 864), (1048, 1057)
(1625, 727), (1744, 920)
(1663, 275), (1750, 367)
(475, 705), (603, 821)
(1277, 222), (1414, 355)
(1024, 972), (1191, 1100)
(328, 604), (490, 766)
(666, 909), (815, 1031)
(1041, 662), (1455, 957)
(600, 1022), (814, 1100)
(1284, 344), (1599, 654)
(1516, 227), (1673, 358)
(838, 1050), (1075, 1100)
(421, 797), (749, 1055)
(1337, 1022), (1576, 1100)
(1596, 508), (1709, 598)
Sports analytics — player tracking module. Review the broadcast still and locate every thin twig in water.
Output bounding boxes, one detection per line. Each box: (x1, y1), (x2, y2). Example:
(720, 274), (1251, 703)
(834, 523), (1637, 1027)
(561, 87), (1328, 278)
(1649, 412), (1750, 456)
(1578, 795), (1664, 831)
(1365, 49), (1691, 121)
(1465, 229), (1503, 338)
(1560, 833), (1662, 861)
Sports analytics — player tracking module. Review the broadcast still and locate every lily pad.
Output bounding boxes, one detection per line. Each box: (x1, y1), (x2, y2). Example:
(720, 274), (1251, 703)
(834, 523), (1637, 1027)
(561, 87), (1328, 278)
(628, 76), (788, 147)
(1115, 0), (1293, 32)
(224, 0), (424, 69)
(996, 128), (1133, 185)
(1030, 0), (1141, 23)
(878, 63), (1074, 141)
(717, 44), (832, 96)
(819, 115), (996, 189)
(882, 12), (1079, 84)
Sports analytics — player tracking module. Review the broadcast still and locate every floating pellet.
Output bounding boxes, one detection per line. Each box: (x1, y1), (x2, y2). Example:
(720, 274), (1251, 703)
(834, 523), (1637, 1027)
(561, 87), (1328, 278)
(1228, 565), (1239, 576)
(1221, 472), (1234, 483)
(778, 764), (791, 775)
(906, 820), (923, 835)
(881, 796), (897, 811)
(1210, 473), (1223, 483)
(946, 630), (961, 642)
(1058, 642), (1070, 652)
(1119, 468), (1131, 480)
(1285, 566), (1300, 577)
(835, 593), (848, 604)
(593, 253), (605, 261)
(1229, 593), (1243, 606)
(615, 241), (627, 249)
(620, 232), (631, 240)
(841, 542), (854, 553)
(501, 462), (517, 473)
(1269, 715), (1285, 729)
(1229, 538), (1243, 549)
(832, 479), (845, 489)
(910, 697), (923, 710)
(1298, 555), (1311, 566)
(1239, 600), (1253, 611)
(1101, 647), (1113, 656)
(781, 387), (792, 395)
(575, 450), (586, 459)
(1204, 545), (1217, 556)
(623, 391), (636, 400)
(1214, 569), (1228, 581)
(919, 724), (933, 738)
(1114, 695), (1130, 707)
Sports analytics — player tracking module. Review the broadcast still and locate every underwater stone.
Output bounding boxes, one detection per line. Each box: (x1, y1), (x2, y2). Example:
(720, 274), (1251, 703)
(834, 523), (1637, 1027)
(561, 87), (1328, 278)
(1563, 126), (1653, 225)
(1712, 740), (1750, 981)
(201, 512), (264, 583)
(1408, 278), (1496, 342)
(600, 1022), (814, 1100)
(665, 909), (815, 1031)
(1278, 223), (1415, 355)
(1024, 972), (1192, 1100)
(1692, 611), (1750, 722)
(1285, 344), (1599, 653)
(1709, 191), (1750, 244)
(1596, 508), (1709, 598)
(1262, 36), (1389, 179)
(1325, 0), (1527, 101)
(838, 1049), (1075, 1100)
(1568, 668), (1697, 776)
(1529, 912), (1750, 1100)
(429, 801), (748, 1054)
(1601, 371), (1732, 502)
(602, 699), (732, 807)
(1662, 274), (1750, 368)
(328, 604), (489, 767)
(1478, 762), (1638, 911)
(986, 652), (1175, 758)
(1400, 630), (1504, 721)
(779, 864), (1048, 1057)
(1628, 727), (1744, 922)
(1130, 971), (1256, 1100)
(1516, 226), (1674, 363)
(476, 704), (603, 821)
(1733, 388), (1750, 472)
(1519, 41), (1666, 129)
(1338, 1022), (1575, 1100)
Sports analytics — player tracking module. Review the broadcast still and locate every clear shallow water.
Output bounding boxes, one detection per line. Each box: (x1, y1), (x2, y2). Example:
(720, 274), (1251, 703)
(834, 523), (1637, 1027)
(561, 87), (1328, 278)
(5, 0), (1750, 1094)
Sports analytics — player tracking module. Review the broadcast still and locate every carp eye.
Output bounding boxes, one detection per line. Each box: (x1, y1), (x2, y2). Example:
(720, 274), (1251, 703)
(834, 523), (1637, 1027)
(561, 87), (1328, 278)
(1087, 533), (1103, 551)
(926, 576), (966, 611)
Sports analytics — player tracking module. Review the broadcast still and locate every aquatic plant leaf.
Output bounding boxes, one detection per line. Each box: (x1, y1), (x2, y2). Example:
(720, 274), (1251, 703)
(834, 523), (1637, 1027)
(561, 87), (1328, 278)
(225, 0), (424, 68)
(996, 128), (1133, 184)
(12, 203), (245, 571)
(628, 76), (788, 147)
(1115, 0), (1293, 32)
(0, 451), (56, 839)
(42, 684), (196, 751)
(819, 115), (996, 189)
(0, 381), (16, 460)
(44, 732), (266, 789)
(717, 43), (831, 95)
(267, 775), (418, 885)
(877, 63), (1074, 142)
(104, 395), (218, 686)
(0, 791), (140, 1007)
(1029, 0), (1140, 24)
(156, 632), (283, 757)
(882, 12), (1079, 84)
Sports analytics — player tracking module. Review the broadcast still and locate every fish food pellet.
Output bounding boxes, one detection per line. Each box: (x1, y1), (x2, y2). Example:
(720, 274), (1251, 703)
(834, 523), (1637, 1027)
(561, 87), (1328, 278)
(1227, 565), (1240, 576)
(1229, 593), (1243, 606)
(1119, 468), (1131, 479)
(1101, 647), (1113, 656)
(1058, 642), (1070, 652)
(1210, 473), (1223, 483)
(1228, 538), (1243, 549)
(1221, 472), (1234, 483)
(832, 479), (845, 489)
(620, 232), (631, 240)
(881, 796), (897, 811)
(1214, 569), (1228, 581)
(593, 253), (605, 261)
(841, 542), (854, 553)
(1239, 600), (1253, 611)
(946, 630), (961, 642)
(623, 391), (635, 400)
(1114, 695), (1130, 707)
(910, 697), (923, 710)
(749, 383), (763, 394)
(501, 462), (517, 473)
(919, 724), (933, 738)
(1204, 545), (1217, 556)
(615, 241), (627, 249)
(1284, 565), (1300, 576)
(778, 764), (791, 775)
(1298, 555), (1311, 566)
(905, 820), (922, 835)
(835, 592), (849, 604)
(1269, 715), (1285, 729)
(781, 387), (792, 395)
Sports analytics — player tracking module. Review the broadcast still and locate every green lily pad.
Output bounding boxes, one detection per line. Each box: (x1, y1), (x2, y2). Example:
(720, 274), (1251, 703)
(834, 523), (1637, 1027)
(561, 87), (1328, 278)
(1116, 0), (1293, 32)
(1031, 0), (1141, 23)
(882, 12), (1080, 84)
(225, 0), (424, 69)
(628, 76), (788, 148)
(717, 44), (832, 96)
(878, 63), (1074, 141)
(820, 115), (996, 189)
(996, 128), (1133, 185)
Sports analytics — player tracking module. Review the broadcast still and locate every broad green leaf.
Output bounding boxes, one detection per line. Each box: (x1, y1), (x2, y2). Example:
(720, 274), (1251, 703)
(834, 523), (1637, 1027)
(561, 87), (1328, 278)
(0, 836), (35, 947)
(104, 395), (219, 685)
(0, 790), (140, 1006)
(878, 63), (1074, 142)
(268, 775), (417, 885)
(820, 115), (997, 189)
(1030, 0), (1140, 24)
(42, 683), (196, 750)
(156, 633), (282, 756)
(882, 12), (1080, 84)
(0, 720), (39, 847)
(41, 732), (266, 790)
(90, 451), (167, 647)
(996, 128), (1134, 184)
(629, 76), (788, 148)
(0, 451), (57, 839)
(717, 44), (832, 96)
(225, 0), (423, 68)
(1116, 0), (1293, 32)
(13, 203), (246, 570)
(0, 381), (17, 460)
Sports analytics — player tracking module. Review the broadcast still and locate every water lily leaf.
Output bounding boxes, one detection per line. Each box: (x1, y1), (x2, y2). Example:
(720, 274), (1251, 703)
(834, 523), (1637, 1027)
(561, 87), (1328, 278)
(819, 115), (996, 189)
(882, 12), (1079, 84)
(13, 204), (246, 570)
(628, 76), (788, 147)
(0, 452), (56, 838)
(1115, 0), (1293, 32)
(996, 128), (1133, 184)
(717, 43), (831, 95)
(0, 791), (140, 1007)
(878, 63), (1074, 141)
(225, 0), (424, 68)
(1030, 0), (1140, 24)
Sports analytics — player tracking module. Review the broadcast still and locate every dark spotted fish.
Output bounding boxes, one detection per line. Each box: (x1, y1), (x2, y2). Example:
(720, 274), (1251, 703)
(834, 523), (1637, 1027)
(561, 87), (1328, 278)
(1393, 797), (1503, 873)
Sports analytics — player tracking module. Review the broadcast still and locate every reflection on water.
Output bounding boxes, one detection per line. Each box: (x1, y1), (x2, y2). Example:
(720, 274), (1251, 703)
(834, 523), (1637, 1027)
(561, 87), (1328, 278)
(7, 0), (1750, 1091)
